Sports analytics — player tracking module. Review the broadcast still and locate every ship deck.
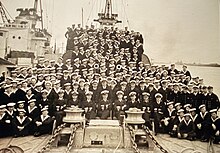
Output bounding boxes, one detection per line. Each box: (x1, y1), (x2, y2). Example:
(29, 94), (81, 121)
(0, 134), (219, 153)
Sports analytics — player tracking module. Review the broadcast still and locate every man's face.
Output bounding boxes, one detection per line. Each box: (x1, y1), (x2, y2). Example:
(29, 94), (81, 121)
(211, 112), (217, 119)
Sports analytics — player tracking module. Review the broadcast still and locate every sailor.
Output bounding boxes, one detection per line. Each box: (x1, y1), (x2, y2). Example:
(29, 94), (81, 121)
(97, 90), (111, 119)
(4, 103), (16, 136)
(113, 91), (126, 119)
(204, 109), (220, 144)
(12, 109), (31, 137)
(126, 91), (140, 109)
(34, 107), (53, 137)
(54, 90), (67, 126)
(177, 113), (196, 140)
(170, 109), (184, 137)
(207, 86), (219, 110)
(0, 105), (8, 137)
(163, 101), (176, 134)
(197, 104), (210, 141)
(83, 91), (96, 120)
(152, 93), (166, 135)
(63, 83), (72, 101)
(141, 92), (153, 130)
(68, 91), (80, 107)
(190, 86), (201, 109)
(1, 84), (13, 105)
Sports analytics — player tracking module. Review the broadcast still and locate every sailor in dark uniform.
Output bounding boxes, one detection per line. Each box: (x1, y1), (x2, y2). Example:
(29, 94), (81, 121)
(177, 113), (196, 140)
(83, 91), (97, 120)
(163, 101), (176, 134)
(152, 93), (166, 135)
(170, 109), (184, 137)
(34, 107), (53, 137)
(12, 109), (31, 137)
(26, 99), (40, 134)
(207, 86), (220, 110)
(97, 90), (111, 119)
(68, 91), (80, 107)
(197, 104), (210, 141)
(1, 84), (13, 105)
(63, 83), (72, 101)
(4, 103), (16, 136)
(0, 105), (9, 137)
(54, 90), (67, 127)
(141, 92), (153, 130)
(113, 91), (126, 120)
(126, 91), (140, 109)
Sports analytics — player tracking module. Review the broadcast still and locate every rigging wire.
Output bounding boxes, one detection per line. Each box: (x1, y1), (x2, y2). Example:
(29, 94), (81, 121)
(1, 3), (14, 21)
(86, 0), (95, 26)
(121, 0), (130, 29)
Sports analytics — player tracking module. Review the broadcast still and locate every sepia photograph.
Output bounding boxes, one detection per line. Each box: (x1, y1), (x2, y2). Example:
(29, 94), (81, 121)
(0, 0), (219, 152)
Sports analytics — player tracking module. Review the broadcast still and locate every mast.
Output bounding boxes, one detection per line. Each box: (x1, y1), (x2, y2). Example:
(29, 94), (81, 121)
(94, 0), (121, 26)
(34, 0), (44, 30)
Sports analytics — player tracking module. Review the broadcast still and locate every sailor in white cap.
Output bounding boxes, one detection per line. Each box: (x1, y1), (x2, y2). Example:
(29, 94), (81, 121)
(33, 107), (53, 137)
(12, 109), (31, 137)
(177, 113), (196, 140)
(83, 91), (96, 120)
(152, 92), (166, 135)
(3, 102), (16, 137)
(113, 91), (126, 119)
(197, 104), (210, 141)
(97, 90), (111, 119)
(68, 91), (79, 107)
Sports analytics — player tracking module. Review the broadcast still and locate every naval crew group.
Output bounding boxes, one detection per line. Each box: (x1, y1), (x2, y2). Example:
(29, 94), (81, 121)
(0, 24), (219, 145)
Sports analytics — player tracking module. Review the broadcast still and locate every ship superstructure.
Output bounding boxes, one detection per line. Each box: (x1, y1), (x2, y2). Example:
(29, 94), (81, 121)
(0, 0), (51, 66)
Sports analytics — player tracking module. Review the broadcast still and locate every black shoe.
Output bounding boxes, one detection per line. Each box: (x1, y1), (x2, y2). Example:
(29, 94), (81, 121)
(34, 132), (41, 137)
(13, 135), (18, 138)
(201, 139), (208, 142)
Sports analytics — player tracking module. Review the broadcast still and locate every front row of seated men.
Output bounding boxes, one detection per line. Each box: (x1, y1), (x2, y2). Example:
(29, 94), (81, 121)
(0, 104), (53, 138)
(0, 92), (219, 145)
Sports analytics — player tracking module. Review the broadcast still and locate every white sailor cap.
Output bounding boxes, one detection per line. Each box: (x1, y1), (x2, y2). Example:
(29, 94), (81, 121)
(85, 91), (93, 95)
(116, 91), (124, 95)
(189, 108), (196, 112)
(17, 109), (26, 113)
(41, 107), (48, 112)
(64, 83), (71, 86)
(129, 92), (136, 97)
(17, 101), (25, 104)
(101, 90), (109, 95)
(184, 104), (191, 108)
(184, 113), (191, 117)
(167, 101), (174, 106)
(0, 105), (6, 109)
(7, 103), (16, 107)
(142, 92), (150, 96)
(177, 109), (184, 113)
(28, 99), (36, 103)
(71, 91), (79, 95)
(155, 93), (163, 98)
(199, 104), (206, 109)
(174, 103), (181, 107)
(209, 109), (218, 113)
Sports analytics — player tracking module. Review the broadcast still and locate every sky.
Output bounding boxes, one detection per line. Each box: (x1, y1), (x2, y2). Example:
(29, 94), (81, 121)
(1, 0), (220, 63)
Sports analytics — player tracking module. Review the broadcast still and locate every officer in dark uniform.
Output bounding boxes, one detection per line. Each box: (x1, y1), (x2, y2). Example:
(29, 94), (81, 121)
(82, 91), (97, 120)
(113, 91), (126, 119)
(207, 86), (219, 110)
(152, 93), (166, 135)
(97, 90), (111, 119)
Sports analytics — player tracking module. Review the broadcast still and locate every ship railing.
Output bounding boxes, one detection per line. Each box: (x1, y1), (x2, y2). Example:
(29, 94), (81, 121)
(1, 23), (29, 29)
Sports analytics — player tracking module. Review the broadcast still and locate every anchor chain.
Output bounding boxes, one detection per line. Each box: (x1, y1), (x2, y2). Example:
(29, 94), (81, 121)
(66, 124), (81, 153)
(142, 125), (169, 153)
(127, 125), (141, 153)
(38, 123), (66, 153)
